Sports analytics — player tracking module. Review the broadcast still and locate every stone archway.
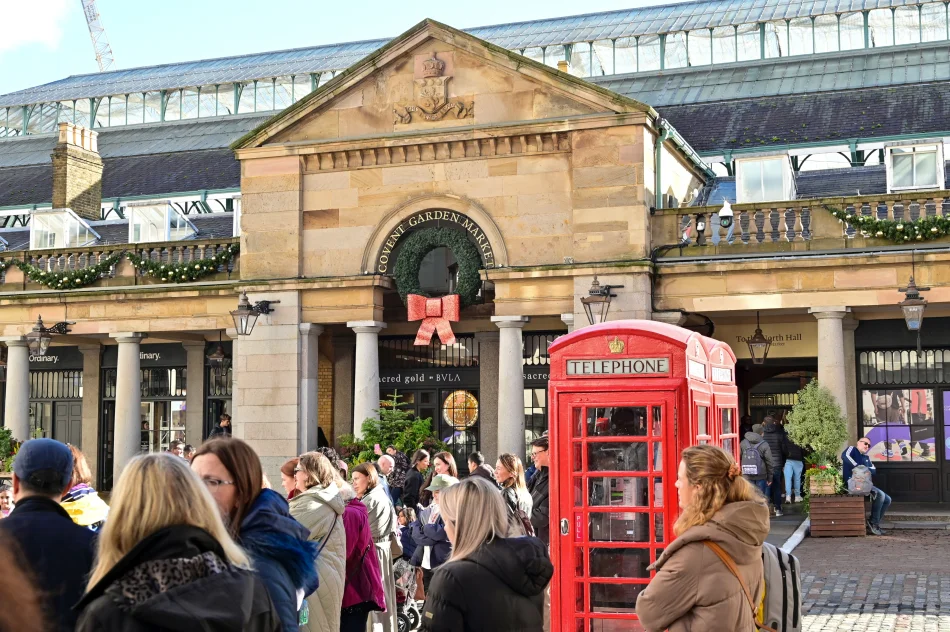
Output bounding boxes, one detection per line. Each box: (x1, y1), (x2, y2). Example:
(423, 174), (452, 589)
(361, 193), (509, 275)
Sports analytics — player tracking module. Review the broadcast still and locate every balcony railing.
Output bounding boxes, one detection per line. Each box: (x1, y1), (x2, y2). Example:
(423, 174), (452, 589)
(651, 191), (950, 257)
(0, 237), (239, 290)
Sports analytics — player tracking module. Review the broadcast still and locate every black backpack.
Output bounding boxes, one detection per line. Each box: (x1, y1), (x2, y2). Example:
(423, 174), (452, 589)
(741, 442), (765, 477)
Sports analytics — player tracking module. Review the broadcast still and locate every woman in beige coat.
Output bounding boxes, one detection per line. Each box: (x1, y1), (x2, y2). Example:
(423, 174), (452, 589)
(352, 463), (399, 632)
(290, 452), (347, 632)
(636, 444), (769, 632)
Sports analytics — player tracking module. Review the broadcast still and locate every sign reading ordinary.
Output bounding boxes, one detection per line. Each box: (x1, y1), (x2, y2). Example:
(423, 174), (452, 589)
(375, 210), (495, 273)
(567, 358), (670, 376)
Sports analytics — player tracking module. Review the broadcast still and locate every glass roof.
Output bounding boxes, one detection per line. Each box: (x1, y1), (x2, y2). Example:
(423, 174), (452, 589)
(0, 0), (926, 107)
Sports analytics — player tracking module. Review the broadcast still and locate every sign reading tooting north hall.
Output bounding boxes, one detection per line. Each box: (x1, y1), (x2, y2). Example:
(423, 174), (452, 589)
(376, 210), (496, 273)
(567, 358), (670, 376)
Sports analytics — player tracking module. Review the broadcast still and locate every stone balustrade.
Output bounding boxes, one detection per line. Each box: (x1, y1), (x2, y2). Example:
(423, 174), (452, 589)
(651, 190), (950, 257)
(0, 237), (240, 290)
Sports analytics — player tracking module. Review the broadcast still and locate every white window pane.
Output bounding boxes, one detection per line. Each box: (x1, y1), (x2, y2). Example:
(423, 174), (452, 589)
(921, 3), (947, 42)
(614, 37), (636, 73)
(568, 43), (591, 77)
(737, 161), (762, 202)
(712, 26), (736, 63)
(181, 88), (199, 120)
(256, 81), (275, 112)
(761, 159), (784, 199)
(592, 40), (613, 75)
(789, 18), (813, 55)
(199, 89), (216, 118)
(292, 76), (311, 103)
(688, 30), (712, 66)
(915, 152), (938, 186)
(814, 15), (839, 53)
(144, 92), (161, 123)
(237, 83), (255, 114)
(165, 91), (181, 121)
(765, 21), (787, 58)
(893, 153), (914, 187)
(737, 23), (760, 61)
(665, 32), (688, 69)
(840, 12), (865, 50)
(639, 35), (661, 71)
(544, 45), (565, 69)
(869, 9), (894, 47)
(216, 84), (235, 115)
(895, 6), (921, 45)
(521, 47), (544, 65)
(127, 94), (144, 124)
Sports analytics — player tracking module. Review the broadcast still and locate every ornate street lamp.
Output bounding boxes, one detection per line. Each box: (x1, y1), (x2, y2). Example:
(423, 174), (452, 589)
(206, 336), (231, 369)
(580, 276), (623, 326)
(744, 311), (771, 365)
(26, 316), (73, 357)
(230, 291), (280, 337)
(899, 274), (929, 355)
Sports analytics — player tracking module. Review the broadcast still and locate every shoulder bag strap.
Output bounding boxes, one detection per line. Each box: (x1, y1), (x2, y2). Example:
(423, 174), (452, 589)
(316, 513), (339, 556)
(703, 541), (777, 632)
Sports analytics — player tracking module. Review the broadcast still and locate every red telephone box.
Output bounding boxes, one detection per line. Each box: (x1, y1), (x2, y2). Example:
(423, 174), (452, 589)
(547, 320), (737, 631)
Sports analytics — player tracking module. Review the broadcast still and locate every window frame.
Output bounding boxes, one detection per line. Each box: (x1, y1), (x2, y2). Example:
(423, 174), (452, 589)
(29, 208), (100, 250)
(886, 142), (945, 192)
(126, 201), (197, 244)
(734, 153), (795, 203)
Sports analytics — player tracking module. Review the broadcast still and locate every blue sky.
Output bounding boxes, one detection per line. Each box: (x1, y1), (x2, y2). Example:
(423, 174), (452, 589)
(0, 0), (663, 96)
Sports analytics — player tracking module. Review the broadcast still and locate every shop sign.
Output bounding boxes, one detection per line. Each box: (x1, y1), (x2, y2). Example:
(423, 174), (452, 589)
(379, 367), (479, 387)
(375, 210), (496, 273)
(30, 346), (84, 370)
(524, 365), (550, 384)
(715, 322), (817, 359)
(102, 343), (188, 368)
(567, 358), (670, 376)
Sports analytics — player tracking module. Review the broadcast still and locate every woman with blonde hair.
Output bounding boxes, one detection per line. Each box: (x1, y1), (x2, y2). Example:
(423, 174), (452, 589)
(420, 477), (552, 631)
(494, 453), (533, 537)
(290, 451), (347, 632)
(61, 444), (109, 531)
(352, 462), (399, 632)
(74, 454), (280, 631)
(636, 444), (769, 632)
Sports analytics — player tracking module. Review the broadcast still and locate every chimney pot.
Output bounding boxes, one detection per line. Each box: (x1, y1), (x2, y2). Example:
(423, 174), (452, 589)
(557, 60), (570, 72)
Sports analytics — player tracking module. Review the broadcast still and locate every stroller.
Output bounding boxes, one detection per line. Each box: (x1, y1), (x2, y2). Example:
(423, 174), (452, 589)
(394, 558), (422, 631)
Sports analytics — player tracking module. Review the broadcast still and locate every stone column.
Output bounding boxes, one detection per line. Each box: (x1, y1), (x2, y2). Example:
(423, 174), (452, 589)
(183, 342), (206, 445)
(809, 307), (851, 423)
(79, 344), (101, 477)
(492, 316), (528, 457)
(111, 333), (145, 480)
(1, 338), (30, 442)
(560, 313), (575, 334)
(475, 332), (500, 462)
(843, 317), (860, 445)
(332, 337), (355, 447)
(347, 321), (386, 438)
(299, 324), (324, 453)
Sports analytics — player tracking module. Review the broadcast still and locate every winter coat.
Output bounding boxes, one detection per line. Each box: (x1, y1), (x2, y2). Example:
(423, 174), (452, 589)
(635, 500), (769, 632)
(74, 525), (280, 632)
(240, 489), (319, 632)
(468, 463), (498, 485)
(739, 432), (775, 481)
(782, 434), (806, 462)
(400, 524), (418, 561)
(501, 485), (534, 537)
(388, 450), (410, 489)
(527, 466), (550, 545)
(208, 424), (232, 439)
(339, 483), (386, 612)
(289, 483), (347, 632)
(420, 535), (553, 631)
(842, 446), (877, 483)
(403, 467), (425, 509)
(362, 483), (399, 632)
(410, 516), (452, 568)
(762, 421), (787, 468)
(61, 483), (110, 531)
(0, 495), (96, 632)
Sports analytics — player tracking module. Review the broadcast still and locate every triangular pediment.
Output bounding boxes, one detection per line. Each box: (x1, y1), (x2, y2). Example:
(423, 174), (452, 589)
(233, 19), (652, 150)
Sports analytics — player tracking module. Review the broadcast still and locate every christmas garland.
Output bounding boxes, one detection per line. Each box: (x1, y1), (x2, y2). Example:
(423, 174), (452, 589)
(128, 244), (238, 283)
(18, 253), (123, 290)
(826, 206), (950, 244)
(392, 227), (483, 307)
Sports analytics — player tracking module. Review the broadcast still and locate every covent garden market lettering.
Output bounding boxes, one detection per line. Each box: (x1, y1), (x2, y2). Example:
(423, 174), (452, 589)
(375, 211), (496, 273)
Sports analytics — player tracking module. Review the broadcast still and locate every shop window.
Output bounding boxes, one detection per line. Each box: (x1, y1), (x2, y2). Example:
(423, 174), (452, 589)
(860, 389), (936, 463)
(128, 202), (197, 243)
(887, 144), (943, 191)
(30, 209), (99, 250)
(735, 155), (795, 203)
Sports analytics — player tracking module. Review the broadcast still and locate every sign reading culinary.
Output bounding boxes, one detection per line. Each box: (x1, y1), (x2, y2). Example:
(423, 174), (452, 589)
(567, 357), (670, 376)
(376, 210), (495, 273)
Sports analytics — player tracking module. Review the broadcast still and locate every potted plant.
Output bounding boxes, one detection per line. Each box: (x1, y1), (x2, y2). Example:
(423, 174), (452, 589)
(338, 392), (448, 467)
(0, 426), (18, 479)
(785, 381), (864, 536)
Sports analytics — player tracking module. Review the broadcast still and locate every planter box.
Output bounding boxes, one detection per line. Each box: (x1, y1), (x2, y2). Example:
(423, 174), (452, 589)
(809, 479), (837, 495)
(810, 495), (866, 537)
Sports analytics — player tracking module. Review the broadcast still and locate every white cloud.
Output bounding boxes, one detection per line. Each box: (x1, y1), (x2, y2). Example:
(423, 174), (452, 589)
(0, 0), (74, 54)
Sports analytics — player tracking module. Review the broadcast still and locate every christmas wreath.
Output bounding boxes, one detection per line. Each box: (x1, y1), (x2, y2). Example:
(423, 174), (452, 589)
(392, 227), (483, 307)
(826, 206), (950, 244)
(128, 244), (238, 283)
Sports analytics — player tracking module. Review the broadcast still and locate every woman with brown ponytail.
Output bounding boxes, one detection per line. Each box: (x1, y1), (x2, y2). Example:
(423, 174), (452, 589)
(636, 444), (769, 632)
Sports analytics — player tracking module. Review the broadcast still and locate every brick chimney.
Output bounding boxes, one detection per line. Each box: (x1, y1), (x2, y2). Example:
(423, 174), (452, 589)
(51, 123), (103, 221)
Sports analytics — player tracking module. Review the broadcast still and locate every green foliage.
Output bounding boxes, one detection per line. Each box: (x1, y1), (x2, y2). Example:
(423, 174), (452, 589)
(128, 245), (238, 283)
(338, 392), (447, 466)
(392, 227), (483, 307)
(827, 205), (950, 244)
(0, 426), (17, 472)
(17, 253), (123, 290)
(785, 380), (848, 464)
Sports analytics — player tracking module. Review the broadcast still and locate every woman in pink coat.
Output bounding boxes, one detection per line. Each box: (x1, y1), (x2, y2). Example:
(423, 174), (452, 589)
(338, 478), (386, 632)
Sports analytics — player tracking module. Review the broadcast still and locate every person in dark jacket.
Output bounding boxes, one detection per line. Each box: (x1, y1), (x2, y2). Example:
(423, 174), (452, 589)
(412, 474), (458, 592)
(0, 439), (96, 632)
(467, 451), (498, 485)
(843, 438), (890, 535)
(527, 436), (550, 546)
(192, 438), (318, 632)
(739, 424), (775, 504)
(74, 453), (280, 632)
(386, 445), (410, 506)
(403, 449), (430, 509)
(421, 477), (553, 632)
(761, 417), (787, 515)
(209, 413), (233, 439)
(781, 433), (806, 504)
(398, 506), (419, 561)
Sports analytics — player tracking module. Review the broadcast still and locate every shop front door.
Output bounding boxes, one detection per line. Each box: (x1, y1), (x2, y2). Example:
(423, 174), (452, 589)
(555, 392), (675, 631)
(54, 402), (82, 447)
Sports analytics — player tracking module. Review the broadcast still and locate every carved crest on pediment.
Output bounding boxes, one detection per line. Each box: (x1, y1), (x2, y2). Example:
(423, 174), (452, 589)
(394, 52), (474, 124)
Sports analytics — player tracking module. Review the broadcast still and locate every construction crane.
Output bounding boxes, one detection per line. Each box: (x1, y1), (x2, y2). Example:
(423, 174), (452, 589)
(79, 0), (115, 72)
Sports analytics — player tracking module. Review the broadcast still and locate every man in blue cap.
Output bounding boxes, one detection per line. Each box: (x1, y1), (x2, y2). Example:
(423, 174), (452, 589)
(0, 439), (96, 631)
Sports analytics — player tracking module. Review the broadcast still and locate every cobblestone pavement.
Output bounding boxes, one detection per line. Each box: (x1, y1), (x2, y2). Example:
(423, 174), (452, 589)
(796, 529), (950, 631)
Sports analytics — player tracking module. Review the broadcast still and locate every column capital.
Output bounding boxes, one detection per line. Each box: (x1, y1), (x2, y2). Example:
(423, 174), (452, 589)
(225, 328), (238, 340)
(808, 307), (851, 320)
(110, 332), (147, 344)
(181, 340), (207, 351)
(347, 321), (386, 334)
(0, 336), (28, 347)
(491, 316), (529, 329)
(78, 343), (102, 354)
(560, 313), (575, 329)
(299, 323), (325, 336)
(843, 316), (860, 331)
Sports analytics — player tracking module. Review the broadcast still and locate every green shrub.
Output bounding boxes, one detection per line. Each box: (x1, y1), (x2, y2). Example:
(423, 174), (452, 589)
(338, 392), (447, 466)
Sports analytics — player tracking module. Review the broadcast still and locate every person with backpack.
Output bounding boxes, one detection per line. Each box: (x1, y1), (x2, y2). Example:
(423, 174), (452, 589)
(761, 417), (787, 516)
(843, 438), (891, 536)
(636, 445), (769, 632)
(781, 433), (807, 504)
(739, 423), (775, 505)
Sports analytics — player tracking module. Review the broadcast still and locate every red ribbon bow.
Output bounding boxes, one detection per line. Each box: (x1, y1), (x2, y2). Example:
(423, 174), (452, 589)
(407, 294), (460, 346)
